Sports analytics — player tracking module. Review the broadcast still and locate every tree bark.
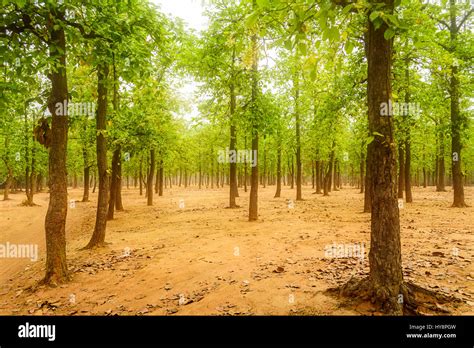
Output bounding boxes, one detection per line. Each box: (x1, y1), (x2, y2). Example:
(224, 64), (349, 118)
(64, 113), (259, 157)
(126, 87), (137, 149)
(147, 149), (155, 206)
(448, 0), (466, 207)
(107, 147), (120, 220)
(248, 17), (259, 221)
(85, 62), (109, 249)
(43, 14), (69, 284)
(274, 138), (282, 198)
(397, 144), (404, 199)
(366, 0), (403, 313)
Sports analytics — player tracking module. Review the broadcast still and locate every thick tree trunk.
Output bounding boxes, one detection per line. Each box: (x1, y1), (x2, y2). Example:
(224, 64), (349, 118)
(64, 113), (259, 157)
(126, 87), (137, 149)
(85, 62), (109, 249)
(43, 16), (69, 284)
(366, 0), (403, 313)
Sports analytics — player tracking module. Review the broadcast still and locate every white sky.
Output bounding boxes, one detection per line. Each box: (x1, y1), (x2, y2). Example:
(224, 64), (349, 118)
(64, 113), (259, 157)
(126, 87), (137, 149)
(151, 0), (208, 32)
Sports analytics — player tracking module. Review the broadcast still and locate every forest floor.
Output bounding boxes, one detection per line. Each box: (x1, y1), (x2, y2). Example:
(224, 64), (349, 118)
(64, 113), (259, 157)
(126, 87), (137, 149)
(0, 185), (473, 316)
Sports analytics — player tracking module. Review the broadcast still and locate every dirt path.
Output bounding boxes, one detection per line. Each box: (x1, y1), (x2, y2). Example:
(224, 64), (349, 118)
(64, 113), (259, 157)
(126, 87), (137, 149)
(0, 185), (473, 315)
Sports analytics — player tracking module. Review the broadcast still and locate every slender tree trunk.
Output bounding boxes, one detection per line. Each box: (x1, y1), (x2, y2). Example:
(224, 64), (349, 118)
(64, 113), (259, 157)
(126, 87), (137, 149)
(82, 146), (90, 202)
(405, 137), (413, 203)
(360, 147), (365, 193)
(229, 80), (238, 207)
(248, 18), (259, 221)
(85, 62), (109, 249)
(398, 143), (404, 199)
(3, 136), (12, 200)
(274, 138), (282, 198)
(139, 155), (143, 196)
(449, 0), (467, 207)
(315, 159), (322, 194)
(115, 145), (123, 211)
(147, 149), (155, 206)
(159, 159), (164, 196)
(107, 147), (120, 220)
(436, 129), (446, 191)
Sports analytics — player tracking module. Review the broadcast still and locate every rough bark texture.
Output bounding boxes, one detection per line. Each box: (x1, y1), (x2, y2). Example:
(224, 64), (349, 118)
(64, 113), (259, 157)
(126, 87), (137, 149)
(365, 0), (404, 313)
(294, 69), (302, 201)
(42, 12), (69, 284)
(248, 19), (259, 221)
(449, 0), (466, 207)
(229, 86), (238, 208)
(107, 147), (120, 220)
(85, 62), (109, 249)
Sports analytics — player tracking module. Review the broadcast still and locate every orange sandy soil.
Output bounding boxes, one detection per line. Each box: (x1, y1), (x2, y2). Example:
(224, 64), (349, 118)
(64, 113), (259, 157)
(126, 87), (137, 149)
(0, 185), (473, 316)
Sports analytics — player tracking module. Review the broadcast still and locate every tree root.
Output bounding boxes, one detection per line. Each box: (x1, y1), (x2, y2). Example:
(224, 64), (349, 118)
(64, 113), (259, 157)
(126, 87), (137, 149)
(326, 276), (461, 315)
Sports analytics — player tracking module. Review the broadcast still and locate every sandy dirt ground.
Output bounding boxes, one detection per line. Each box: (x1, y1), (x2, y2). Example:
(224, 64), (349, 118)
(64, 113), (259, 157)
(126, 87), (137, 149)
(0, 184), (473, 315)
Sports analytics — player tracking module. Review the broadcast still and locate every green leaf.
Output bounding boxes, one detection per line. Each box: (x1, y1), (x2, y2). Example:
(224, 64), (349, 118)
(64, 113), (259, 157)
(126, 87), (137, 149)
(298, 42), (307, 55)
(345, 40), (354, 54)
(369, 11), (380, 22)
(342, 4), (353, 15)
(245, 12), (259, 29)
(384, 28), (395, 40)
(256, 0), (270, 8)
(328, 27), (339, 42)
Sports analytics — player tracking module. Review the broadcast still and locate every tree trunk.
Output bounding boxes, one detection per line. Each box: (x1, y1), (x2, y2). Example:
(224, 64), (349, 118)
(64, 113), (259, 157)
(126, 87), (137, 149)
(139, 155), (143, 196)
(360, 147), (365, 194)
(159, 159), (164, 196)
(397, 143), (404, 199)
(248, 19), (259, 221)
(107, 147), (120, 220)
(42, 16), (69, 284)
(147, 149), (155, 206)
(436, 129), (446, 191)
(366, 0), (403, 313)
(405, 137), (413, 203)
(274, 138), (282, 198)
(449, 0), (467, 207)
(229, 84), (238, 208)
(115, 146), (123, 211)
(294, 70), (302, 201)
(85, 62), (109, 249)
(315, 159), (322, 194)
(82, 145), (90, 202)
